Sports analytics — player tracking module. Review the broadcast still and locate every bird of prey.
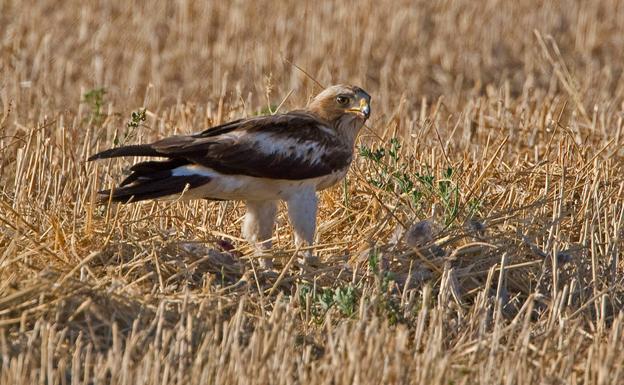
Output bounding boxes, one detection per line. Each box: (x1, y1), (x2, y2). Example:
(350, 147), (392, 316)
(89, 84), (371, 267)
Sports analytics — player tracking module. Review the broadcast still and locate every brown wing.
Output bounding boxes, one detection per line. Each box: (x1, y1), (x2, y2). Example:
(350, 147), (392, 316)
(89, 111), (352, 180)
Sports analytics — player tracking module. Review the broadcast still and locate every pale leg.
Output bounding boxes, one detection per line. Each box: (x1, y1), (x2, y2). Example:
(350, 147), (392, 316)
(286, 187), (320, 265)
(242, 200), (277, 268)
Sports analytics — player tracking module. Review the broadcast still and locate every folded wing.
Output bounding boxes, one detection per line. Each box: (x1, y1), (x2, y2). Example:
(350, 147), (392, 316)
(89, 112), (352, 202)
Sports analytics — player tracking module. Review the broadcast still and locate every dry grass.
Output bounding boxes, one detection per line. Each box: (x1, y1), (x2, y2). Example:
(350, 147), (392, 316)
(2, 0), (624, 384)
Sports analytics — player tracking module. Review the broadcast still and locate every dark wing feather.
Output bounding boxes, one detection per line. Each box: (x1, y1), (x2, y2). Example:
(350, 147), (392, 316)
(120, 158), (189, 186)
(88, 144), (164, 160)
(99, 175), (211, 203)
(151, 111), (352, 179)
(90, 111), (352, 181)
(185, 136), (351, 180)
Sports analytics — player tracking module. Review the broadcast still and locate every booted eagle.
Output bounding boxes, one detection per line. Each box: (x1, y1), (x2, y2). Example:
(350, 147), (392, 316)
(89, 85), (371, 266)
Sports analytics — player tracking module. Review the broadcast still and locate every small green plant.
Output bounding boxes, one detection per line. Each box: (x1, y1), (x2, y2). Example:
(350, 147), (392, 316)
(365, 248), (403, 324)
(318, 288), (335, 313)
(359, 139), (425, 206)
(127, 108), (146, 129)
(368, 247), (380, 273)
(298, 249), (404, 324)
(438, 167), (460, 225)
(377, 271), (402, 324)
(359, 138), (463, 225)
(113, 108), (147, 146)
(333, 286), (357, 317)
(359, 146), (385, 163)
(299, 283), (359, 321)
(83, 87), (107, 125)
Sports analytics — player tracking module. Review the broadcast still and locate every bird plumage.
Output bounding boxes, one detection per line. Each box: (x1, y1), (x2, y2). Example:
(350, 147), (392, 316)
(89, 84), (371, 265)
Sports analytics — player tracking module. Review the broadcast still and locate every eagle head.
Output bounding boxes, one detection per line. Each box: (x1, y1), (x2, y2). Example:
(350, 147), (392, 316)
(307, 84), (371, 124)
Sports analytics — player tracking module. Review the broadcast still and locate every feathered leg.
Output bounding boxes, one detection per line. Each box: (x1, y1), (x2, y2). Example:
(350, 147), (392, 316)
(286, 187), (320, 266)
(242, 200), (278, 268)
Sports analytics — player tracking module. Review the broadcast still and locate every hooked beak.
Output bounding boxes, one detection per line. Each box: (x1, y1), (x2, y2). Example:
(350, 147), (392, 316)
(348, 98), (371, 119)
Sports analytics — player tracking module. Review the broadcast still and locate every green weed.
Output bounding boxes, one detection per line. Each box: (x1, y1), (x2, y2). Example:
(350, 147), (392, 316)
(113, 108), (147, 146)
(359, 138), (464, 225)
(82, 87), (107, 126)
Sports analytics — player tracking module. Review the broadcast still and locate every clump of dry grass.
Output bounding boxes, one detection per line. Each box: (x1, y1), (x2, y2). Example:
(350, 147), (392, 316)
(2, 0), (624, 384)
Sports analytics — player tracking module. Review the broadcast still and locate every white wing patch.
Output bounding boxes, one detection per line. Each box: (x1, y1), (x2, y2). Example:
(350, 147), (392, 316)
(250, 132), (325, 165)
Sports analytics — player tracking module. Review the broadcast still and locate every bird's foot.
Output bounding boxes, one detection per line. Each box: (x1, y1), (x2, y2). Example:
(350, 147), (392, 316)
(297, 250), (322, 268)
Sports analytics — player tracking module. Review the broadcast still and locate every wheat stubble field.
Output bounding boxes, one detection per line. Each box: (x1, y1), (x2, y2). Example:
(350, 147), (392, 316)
(2, 1), (624, 384)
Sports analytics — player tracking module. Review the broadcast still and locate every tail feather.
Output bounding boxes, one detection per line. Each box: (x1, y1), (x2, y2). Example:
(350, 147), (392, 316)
(96, 158), (210, 203)
(99, 174), (211, 203)
(88, 144), (163, 161)
(129, 158), (188, 173)
(120, 159), (188, 186)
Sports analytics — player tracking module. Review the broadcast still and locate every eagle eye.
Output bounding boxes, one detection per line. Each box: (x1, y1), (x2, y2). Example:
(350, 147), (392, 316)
(336, 95), (350, 106)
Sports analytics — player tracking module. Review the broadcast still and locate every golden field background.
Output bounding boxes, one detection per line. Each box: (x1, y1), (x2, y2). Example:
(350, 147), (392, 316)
(2, 0), (624, 384)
